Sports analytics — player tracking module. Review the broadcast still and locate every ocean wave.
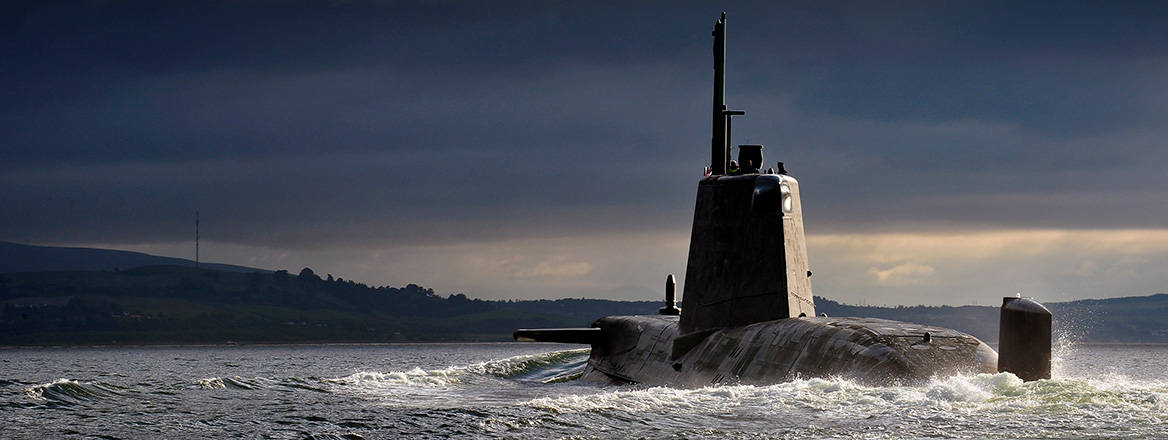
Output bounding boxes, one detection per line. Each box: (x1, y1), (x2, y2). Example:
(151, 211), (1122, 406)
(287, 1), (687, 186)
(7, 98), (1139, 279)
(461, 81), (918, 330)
(329, 348), (590, 389)
(24, 379), (126, 405)
(525, 372), (1168, 419)
(196, 376), (268, 390)
(278, 376), (330, 393)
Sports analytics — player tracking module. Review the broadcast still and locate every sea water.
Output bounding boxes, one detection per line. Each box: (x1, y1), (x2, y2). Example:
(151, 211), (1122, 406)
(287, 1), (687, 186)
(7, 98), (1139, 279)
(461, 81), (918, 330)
(3, 343), (1166, 439)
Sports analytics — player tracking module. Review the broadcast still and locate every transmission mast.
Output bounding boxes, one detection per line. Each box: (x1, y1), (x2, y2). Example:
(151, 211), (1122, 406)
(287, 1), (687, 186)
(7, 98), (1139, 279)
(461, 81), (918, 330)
(195, 210), (200, 268)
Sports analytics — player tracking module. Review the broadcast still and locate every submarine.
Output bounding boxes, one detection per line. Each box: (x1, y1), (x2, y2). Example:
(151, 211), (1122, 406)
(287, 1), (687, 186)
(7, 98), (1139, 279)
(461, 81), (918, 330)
(515, 13), (1052, 387)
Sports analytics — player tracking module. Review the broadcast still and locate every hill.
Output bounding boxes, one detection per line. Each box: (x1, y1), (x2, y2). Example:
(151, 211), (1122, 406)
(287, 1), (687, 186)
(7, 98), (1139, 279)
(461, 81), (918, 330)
(0, 241), (267, 274)
(0, 266), (661, 345)
(1, 264), (1164, 345)
(815, 295), (1168, 343)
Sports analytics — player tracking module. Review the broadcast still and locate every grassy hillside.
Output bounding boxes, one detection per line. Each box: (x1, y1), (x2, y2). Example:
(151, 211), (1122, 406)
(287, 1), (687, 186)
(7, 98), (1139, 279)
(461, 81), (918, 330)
(0, 241), (266, 273)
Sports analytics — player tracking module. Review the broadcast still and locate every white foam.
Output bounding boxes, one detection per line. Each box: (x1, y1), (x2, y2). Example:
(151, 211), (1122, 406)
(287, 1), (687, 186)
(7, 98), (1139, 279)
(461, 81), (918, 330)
(195, 376), (266, 390)
(524, 372), (1168, 420)
(333, 367), (462, 388)
(25, 378), (79, 400)
(329, 348), (588, 389)
(197, 377), (226, 389)
(24, 378), (124, 402)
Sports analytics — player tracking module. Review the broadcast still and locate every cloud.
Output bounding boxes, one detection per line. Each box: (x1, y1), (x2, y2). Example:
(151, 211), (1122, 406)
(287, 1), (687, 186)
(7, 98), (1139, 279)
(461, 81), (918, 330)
(867, 262), (935, 286)
(811, 229), (1168, 262)
(5, 2), (1168, 305)
(513, 257), (593, 279)
(808, 229), (1168, 305)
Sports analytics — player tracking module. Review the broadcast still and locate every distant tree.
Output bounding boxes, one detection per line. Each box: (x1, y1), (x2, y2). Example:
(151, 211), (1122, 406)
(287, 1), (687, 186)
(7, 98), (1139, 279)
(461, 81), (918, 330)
(298, 268), (320, 282)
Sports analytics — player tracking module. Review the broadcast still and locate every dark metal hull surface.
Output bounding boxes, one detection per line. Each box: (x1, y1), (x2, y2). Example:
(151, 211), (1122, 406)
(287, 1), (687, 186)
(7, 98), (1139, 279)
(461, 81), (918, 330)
(583, 315), (998, 387)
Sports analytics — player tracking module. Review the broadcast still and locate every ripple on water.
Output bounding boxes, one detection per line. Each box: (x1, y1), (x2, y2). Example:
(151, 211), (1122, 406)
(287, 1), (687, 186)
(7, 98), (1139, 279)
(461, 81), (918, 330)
(196, 376), (267, 390)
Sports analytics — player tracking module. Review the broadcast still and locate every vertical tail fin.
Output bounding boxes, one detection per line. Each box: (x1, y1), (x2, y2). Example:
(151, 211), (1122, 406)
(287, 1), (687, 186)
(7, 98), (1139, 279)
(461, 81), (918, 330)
(998, 297), (1052, 381)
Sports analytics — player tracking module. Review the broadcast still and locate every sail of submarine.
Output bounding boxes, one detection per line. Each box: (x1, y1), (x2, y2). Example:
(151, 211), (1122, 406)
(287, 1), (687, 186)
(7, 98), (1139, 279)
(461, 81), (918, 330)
(515, 13), (1052, 386)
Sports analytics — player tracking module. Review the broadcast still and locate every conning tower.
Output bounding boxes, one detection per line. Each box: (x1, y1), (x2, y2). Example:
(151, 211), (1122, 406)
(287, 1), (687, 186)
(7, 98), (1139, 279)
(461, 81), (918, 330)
(678, 13), (814, 343)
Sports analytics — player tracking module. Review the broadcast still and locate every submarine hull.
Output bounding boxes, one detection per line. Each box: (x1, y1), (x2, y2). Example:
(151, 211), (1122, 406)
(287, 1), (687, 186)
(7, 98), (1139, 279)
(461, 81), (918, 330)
(582, 315), (997, 387)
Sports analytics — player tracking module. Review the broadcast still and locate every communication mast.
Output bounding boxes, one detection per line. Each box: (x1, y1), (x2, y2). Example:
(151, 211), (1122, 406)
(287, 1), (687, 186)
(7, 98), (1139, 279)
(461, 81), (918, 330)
(195, 210), (200, 268)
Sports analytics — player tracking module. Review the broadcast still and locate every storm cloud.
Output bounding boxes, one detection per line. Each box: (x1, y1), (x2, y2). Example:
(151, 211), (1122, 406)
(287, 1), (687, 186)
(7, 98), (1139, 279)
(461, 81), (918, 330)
(4, 1), (1168, 304)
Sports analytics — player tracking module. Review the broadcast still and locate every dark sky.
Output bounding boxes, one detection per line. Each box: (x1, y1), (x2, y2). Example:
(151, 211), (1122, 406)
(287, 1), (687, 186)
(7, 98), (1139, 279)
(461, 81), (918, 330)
(4, 1), (1168, 304)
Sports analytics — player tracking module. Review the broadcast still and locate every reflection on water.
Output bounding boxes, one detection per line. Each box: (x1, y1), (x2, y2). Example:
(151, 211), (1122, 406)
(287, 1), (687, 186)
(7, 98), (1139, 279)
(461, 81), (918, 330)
(3, 343), (1166, 439)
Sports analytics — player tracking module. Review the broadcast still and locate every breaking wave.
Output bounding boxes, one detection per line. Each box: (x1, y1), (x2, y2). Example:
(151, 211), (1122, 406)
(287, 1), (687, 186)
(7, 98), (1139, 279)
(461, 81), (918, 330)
(330, 348), (589, 389)
(523, 372), (1168, 437)
(24, 379), (127, 405)
(197, 376), (268, 390)
(195, 376), (330, 393)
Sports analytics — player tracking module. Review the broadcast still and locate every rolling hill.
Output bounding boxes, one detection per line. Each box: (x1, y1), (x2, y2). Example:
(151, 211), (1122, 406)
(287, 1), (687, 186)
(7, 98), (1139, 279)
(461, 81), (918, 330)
(0, 241), (267, 274)
(1, 263), (1165, 345)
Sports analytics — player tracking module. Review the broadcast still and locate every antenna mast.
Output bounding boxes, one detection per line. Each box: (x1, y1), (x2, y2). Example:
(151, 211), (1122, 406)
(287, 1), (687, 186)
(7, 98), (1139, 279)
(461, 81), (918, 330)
(195, 210), (200, 268)
(711, 13), (726, 175)
(711, 12), (744, 176)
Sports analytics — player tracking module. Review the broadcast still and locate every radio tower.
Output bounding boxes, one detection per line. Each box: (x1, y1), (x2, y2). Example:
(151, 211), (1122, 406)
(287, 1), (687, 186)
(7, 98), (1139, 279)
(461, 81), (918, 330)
(195, 210), (200, 268)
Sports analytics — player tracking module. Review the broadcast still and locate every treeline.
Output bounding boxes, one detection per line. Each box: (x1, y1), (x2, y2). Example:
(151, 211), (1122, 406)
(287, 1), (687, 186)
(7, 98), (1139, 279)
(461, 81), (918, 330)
(2, 265), (1165, 345)
(0, 265), (603, 345)
(814, 298), (1000, 342)
(815, 295), (1168, 344)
